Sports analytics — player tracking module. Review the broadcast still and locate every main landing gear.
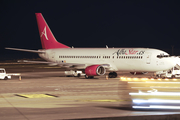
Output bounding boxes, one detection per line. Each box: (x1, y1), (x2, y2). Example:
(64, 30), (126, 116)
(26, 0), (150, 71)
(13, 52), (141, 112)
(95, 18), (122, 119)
(85, 75), (94, 79)
(108, 72), (117, 78)
(84, 72), (118, 79)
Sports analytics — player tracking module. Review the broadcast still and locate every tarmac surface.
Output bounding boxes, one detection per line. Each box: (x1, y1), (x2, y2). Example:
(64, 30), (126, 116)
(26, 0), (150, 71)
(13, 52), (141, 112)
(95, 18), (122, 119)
(1, 63), (180, 120)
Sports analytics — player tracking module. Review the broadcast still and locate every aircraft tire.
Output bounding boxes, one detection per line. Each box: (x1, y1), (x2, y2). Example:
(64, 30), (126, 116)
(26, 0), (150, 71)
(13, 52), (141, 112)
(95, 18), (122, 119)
(171, 75), (175, 79)
(85, 75), (94, 79)
(108, 72), (117, 78)
(77, 73), (81, 77)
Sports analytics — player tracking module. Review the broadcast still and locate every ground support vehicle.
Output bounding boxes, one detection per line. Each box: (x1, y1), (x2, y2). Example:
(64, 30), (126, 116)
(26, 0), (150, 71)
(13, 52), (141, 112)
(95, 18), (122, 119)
(0, 68), (11, 80)
(65, 70), (85, 77)
(156, 66), (180, 78)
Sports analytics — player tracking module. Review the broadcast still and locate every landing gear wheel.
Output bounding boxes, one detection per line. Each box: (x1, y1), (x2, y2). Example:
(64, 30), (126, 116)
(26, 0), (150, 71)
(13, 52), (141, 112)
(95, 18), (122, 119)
(85, 75), (94, 79)
(171, 75), (175, 79)
(77, 73), (81, 77)
(108, 72), (117, 78)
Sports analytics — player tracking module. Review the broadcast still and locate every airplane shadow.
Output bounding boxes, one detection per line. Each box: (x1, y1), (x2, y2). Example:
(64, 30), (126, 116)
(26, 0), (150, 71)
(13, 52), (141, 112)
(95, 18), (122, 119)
(97, 105), (180, 112)
(79, 77), (99, 80)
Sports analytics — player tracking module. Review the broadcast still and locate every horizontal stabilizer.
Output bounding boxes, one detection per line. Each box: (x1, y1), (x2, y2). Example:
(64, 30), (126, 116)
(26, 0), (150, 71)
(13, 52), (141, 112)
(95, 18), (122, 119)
(5, 47), (45, 53)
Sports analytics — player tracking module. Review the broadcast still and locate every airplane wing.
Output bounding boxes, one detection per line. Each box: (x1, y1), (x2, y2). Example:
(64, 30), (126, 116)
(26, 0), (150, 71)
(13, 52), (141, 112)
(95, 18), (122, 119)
(18, 60), (86, 67)
(6, 47), (111, 69)
(5, 47), (45, 53)
(18, 60), (110, 69)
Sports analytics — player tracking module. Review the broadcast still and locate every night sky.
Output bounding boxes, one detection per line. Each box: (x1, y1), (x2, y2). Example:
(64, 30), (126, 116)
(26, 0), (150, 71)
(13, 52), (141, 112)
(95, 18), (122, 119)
(1, 0), (180, 60)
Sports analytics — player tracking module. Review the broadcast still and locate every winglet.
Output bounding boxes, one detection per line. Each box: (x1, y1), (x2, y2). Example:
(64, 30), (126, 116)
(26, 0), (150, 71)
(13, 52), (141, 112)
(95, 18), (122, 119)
(35, 13), (69, 49)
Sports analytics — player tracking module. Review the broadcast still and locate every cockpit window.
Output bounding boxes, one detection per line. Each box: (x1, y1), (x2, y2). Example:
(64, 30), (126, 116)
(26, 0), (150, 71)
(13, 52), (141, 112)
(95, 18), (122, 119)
(157, 54), (169, 58)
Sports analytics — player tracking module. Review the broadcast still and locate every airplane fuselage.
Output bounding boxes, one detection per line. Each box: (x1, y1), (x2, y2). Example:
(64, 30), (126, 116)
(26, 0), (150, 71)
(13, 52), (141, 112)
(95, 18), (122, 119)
(38, 48), (175, 72)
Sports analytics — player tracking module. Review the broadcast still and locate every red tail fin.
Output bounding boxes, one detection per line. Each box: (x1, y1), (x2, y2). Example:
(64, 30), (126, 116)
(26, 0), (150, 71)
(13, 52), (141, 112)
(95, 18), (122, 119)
(35, 13), (69, 49)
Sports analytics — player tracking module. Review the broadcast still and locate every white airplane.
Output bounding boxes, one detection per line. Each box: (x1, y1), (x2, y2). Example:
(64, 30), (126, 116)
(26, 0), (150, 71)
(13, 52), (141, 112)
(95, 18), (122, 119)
(6, 13), (176, 78)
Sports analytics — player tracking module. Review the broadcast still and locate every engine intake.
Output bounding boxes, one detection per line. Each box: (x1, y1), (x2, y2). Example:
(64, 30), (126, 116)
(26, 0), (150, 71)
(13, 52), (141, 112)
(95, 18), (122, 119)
(85, 65), (106, 76)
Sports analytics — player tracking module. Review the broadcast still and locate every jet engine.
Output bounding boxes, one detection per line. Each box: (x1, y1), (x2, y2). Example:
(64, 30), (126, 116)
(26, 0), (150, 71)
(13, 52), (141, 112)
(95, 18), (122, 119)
(85, 65), (106, 76)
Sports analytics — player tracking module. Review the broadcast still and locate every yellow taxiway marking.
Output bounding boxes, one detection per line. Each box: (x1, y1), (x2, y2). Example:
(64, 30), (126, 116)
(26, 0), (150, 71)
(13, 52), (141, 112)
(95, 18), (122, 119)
(15, 94), (57, 98)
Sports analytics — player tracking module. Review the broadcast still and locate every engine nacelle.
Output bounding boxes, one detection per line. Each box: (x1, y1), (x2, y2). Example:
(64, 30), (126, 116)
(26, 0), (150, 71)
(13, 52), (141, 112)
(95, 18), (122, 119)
(130, 72), (148, 75)
(85, 65), (106, 76)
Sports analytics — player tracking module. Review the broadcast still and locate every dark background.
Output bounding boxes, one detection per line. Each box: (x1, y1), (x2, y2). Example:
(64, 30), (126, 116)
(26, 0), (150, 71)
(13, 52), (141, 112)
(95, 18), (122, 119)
(0, 0), (180, 61)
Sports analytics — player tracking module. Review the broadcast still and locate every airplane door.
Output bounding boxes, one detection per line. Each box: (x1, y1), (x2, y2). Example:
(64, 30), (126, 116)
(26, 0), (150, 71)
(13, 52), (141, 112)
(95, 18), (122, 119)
(146, 52), (151, 64)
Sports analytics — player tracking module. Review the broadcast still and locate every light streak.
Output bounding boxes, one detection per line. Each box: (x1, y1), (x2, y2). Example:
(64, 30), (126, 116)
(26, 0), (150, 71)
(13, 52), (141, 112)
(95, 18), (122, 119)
(145, 81), (180, 84)
(131, 86), (180, 89)
(133, 99), (180, 104)
(121, 77), (180, 82)
(133, 105), (180, 109)
(129, 92), (180, 96)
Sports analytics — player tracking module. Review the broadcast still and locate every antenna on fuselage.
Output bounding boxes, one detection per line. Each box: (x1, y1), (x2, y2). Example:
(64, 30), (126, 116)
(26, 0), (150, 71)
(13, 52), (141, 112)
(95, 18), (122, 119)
(106, 45), (108, 49)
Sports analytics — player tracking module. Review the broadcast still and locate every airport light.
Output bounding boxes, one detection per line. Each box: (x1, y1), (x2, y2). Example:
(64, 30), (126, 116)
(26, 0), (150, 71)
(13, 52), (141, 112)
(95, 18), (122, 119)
(141, 78), (148, 81)
(133, 78), (138, 81)
(120, 77), (127, 81)
(127, 78), (131, 81)
(120, 77), (124, 79)
(123, 78), (127, 81)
